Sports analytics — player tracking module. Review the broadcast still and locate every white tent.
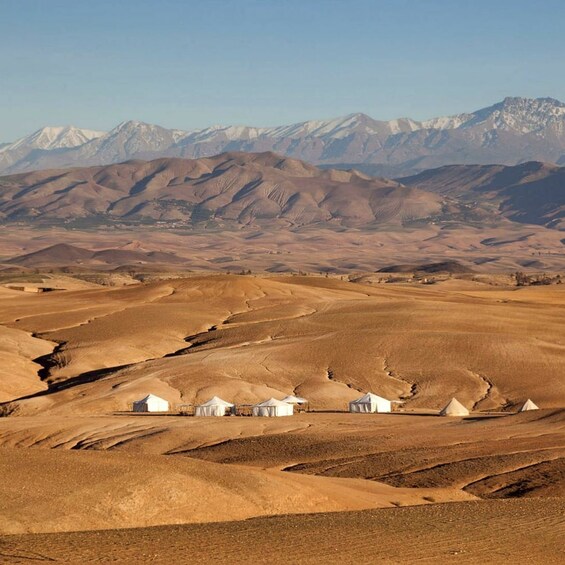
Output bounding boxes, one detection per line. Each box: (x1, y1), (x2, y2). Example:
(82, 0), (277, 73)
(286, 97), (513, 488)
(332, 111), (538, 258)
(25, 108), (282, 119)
(439, 397), (469, 417)
(519, 399), (539, 412)
(280, 395), (308, 405)
(349, 392), (391, 413)
(195, 396), (234, 417)
(132, 394), (169, 413)
(252, 398), (294, 417)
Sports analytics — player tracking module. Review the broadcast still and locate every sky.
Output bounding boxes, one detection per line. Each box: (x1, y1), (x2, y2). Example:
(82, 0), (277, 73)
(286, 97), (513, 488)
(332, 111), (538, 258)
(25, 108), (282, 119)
(1, 0), (565, 141)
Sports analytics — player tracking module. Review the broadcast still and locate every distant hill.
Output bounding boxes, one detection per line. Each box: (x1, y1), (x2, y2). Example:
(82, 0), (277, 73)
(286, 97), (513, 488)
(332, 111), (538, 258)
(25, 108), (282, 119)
(8, 243), (186, 268)
(377, 261), (475, 274)
(3, 97), (565, 177)
(400, 161), (565, 230)
(0, 152), (461, 228)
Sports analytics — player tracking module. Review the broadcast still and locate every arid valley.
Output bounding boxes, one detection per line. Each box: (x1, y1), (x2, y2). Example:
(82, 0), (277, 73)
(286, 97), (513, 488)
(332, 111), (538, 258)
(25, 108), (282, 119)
(3, 2), (565, 561)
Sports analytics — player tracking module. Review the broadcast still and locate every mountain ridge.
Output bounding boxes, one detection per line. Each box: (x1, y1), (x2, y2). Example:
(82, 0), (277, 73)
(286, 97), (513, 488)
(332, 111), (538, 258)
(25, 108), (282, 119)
(3, 97), (565, 176)
(0, 152), (457, 228)
(400, 160), (565, 230)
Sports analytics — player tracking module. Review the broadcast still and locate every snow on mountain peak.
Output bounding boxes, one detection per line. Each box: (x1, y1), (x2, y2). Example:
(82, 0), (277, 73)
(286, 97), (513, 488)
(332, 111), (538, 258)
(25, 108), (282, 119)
(461, 96), (565, 133)
(2, 97), (565, 176)
(2, 125), (105, 152)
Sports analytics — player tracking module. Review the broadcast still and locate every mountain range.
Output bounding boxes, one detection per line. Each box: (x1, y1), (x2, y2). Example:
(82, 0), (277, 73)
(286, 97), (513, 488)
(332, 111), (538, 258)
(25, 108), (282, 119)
(2, 97), (565, 177)
(0, 151), (563, 233)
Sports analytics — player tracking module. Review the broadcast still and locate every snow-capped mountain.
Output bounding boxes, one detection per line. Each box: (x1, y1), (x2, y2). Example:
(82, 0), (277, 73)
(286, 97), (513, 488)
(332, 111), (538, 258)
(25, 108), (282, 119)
(2, 125), (105, 152)
(71, 120), (188, 164)
(2, 97), (565, 176)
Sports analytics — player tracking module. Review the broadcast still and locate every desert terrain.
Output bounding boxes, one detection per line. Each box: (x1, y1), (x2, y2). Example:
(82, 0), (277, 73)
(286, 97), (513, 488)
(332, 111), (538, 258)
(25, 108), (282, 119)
(0, 153), (564, 274)
(0, 274), (563, 563)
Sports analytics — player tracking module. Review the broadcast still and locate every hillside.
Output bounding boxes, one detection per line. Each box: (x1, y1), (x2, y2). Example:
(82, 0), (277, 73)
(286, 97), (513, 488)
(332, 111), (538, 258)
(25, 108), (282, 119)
(7, 243), (186, 268)
(0, 152), (456, 228)
(1, 275), (564, 412)
(400, 161), (565, 230)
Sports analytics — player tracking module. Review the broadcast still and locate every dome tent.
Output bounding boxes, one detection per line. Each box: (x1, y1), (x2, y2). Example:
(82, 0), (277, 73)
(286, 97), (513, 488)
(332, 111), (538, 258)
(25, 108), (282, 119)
(349, 392), (391, 413)
(252, 398), (294, 417)
(519, 399), (539, 412)
(439, 398), (469, 417)
(195, 396), (234, 417)
(132, 394), (169, 413)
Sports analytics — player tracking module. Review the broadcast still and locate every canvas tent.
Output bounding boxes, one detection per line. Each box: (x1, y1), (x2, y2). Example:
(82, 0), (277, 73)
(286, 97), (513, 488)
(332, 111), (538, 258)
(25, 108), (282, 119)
(252, 398), (294, 417)
(195, 396), (234, 417)
(132, 394), (169, 413)
(349, 392), (392, 413)
(519, 399), (539, 412)
(439, 397), (469, 416)
(280, 395), (308, 405)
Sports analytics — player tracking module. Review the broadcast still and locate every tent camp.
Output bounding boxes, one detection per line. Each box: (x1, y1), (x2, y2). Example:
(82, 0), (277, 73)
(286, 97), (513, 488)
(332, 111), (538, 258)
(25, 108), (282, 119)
(252, 398), (294, 417)
(519, 399), (539, 412)
(280, 395), (308, 405)
(349, 392), (392, 413)
(195, 396), (234, 417)
(132, 394), (169, 413)
(439, 398), (469, 416)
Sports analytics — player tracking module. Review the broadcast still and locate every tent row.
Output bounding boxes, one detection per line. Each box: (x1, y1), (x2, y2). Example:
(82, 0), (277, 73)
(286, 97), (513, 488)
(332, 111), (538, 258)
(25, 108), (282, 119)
(349, 394), (541, 416)
(132, 394), (308, 417)
(132, 393), (540, 417)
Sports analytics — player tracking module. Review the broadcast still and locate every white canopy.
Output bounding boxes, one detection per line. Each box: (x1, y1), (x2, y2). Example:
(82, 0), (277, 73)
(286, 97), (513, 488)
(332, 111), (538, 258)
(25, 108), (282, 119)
(195, 396), (234, 417)
(519, 399), (539, 412)
(349, 392), (391, 413)
(280, 395), (308, 405)
(132, 394), (169, 413)
(439, 397), (469, 417)
(252, 398), (294, 417)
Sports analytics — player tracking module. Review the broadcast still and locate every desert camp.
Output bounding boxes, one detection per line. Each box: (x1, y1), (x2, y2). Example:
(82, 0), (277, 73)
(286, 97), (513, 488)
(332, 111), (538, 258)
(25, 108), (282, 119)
(2, 2), (565, 562)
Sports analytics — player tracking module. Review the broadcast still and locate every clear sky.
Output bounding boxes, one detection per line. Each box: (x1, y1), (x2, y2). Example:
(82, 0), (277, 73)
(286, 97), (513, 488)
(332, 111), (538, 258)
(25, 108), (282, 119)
(1, 0), (564, 141)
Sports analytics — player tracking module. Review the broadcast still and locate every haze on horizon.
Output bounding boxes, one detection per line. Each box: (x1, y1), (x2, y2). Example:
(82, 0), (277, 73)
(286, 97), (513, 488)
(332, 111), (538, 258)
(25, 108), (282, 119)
(1, 0), (565, 142)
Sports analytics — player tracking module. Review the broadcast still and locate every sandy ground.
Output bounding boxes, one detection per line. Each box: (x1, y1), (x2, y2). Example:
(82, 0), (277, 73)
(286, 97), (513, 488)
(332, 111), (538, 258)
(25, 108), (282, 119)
(0, 411), (562, 534)
(1, 500), (563, 564)
(0, 275), (563, 562)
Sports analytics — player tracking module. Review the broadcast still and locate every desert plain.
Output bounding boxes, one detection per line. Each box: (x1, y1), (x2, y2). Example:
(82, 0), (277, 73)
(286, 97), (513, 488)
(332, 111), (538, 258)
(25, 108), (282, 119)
(0, 273), (563, 563)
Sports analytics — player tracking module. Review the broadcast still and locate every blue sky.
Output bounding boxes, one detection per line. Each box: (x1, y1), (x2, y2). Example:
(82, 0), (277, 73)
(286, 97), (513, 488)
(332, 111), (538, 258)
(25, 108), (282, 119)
(1, 0), (564, 141)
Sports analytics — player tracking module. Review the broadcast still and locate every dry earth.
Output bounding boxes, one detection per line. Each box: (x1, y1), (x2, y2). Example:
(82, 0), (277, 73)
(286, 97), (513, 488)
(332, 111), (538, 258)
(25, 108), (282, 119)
(1, 221), (565, 273)
(1, 500), (563, 564)
(0, 274), (563, 563)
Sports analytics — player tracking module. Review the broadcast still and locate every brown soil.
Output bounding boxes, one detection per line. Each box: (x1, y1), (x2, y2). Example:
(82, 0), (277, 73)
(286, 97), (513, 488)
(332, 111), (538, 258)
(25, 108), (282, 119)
(1, 500), (563, 564)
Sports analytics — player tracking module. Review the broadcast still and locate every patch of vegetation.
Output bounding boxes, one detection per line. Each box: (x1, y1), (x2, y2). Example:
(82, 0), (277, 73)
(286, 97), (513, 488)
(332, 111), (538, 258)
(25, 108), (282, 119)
(514, 271), (562, 286)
